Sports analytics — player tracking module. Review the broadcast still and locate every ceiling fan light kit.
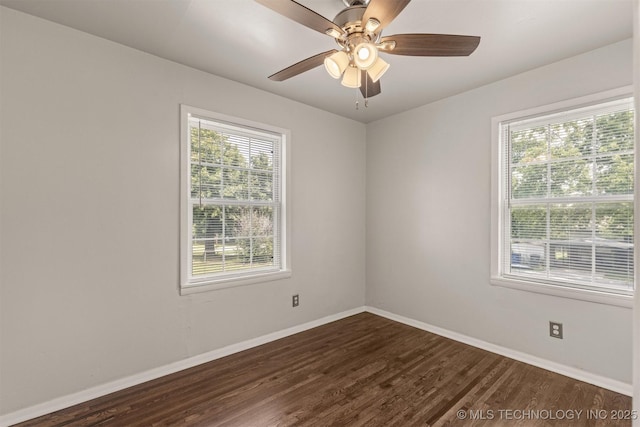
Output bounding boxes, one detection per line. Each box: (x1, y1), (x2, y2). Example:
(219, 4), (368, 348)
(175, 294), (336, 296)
(256, 0), (480, 102)
(325, 40), (384, 87)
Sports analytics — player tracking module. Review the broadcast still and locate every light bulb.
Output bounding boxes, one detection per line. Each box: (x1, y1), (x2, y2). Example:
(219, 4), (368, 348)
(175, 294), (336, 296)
(353, 43), (378, 70)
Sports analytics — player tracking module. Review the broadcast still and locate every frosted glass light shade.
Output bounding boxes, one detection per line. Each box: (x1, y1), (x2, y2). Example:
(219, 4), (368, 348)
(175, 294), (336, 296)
(324, 51), (349, 79)
(367, 57), (390, 83)
(353, 43), (378, 70)
(341, 66), (361, 88)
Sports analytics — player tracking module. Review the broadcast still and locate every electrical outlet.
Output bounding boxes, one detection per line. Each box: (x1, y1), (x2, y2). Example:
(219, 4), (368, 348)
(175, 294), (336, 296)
(549, 321), (563, 339)
(292, 294), (299, 307)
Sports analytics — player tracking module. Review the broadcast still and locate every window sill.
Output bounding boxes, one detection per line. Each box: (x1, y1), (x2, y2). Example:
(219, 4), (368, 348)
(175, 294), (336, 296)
(181, 270), (292, 295)
(490, 276), (633, 308)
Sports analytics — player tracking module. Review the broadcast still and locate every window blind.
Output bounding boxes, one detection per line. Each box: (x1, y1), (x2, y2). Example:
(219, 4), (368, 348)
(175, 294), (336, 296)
(501, 97), (635, 294)
(188, 115), (282, 281)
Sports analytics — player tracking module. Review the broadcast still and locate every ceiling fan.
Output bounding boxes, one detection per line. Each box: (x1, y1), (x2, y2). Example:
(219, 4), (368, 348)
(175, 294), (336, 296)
(256, 0), (480, 100)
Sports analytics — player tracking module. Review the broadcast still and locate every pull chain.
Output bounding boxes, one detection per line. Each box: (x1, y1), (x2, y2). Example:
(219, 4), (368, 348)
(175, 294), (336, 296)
(354, 71), (373, 110)
(364, 74), (369, 108)
(355, 73), (371, 110)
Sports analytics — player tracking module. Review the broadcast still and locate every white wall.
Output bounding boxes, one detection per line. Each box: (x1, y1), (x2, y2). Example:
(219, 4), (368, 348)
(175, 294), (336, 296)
(366, 39), (634, 383)
(0, 7), (366, 415)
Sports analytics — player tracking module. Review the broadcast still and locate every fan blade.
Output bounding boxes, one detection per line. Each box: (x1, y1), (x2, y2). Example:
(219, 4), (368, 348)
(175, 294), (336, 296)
(360, 70), (381, 98)
(362, 0), (411, 32)
(269, 50), (338, 81)
(380, 34), (480, 56)
(256, 0), (344, 37)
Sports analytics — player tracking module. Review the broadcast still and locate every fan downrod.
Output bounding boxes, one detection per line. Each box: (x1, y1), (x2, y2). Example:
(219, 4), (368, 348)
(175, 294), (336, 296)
(342, 0), (369, 7)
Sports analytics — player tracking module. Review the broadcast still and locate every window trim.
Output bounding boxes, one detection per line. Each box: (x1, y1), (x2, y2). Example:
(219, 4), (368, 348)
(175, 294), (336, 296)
(490, 86), (634, 308)
(179, 105), (292, 295)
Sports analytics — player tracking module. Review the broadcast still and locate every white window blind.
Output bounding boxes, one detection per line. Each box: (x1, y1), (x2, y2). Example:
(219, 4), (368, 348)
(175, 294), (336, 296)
(499, 97), (635, 295)
(180, 106), (289, 291)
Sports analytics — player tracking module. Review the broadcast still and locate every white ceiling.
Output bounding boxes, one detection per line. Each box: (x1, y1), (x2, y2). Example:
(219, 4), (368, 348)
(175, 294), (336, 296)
(0, 0), (633, 123)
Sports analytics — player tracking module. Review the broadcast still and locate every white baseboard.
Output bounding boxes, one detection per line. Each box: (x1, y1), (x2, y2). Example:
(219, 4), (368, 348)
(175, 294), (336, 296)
(365, 306), (633, 396)
(2, 305), (631, 426)
(0, 306), (366, 427)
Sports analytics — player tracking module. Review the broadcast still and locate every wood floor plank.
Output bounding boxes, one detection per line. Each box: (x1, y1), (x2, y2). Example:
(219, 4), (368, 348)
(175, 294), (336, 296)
(12, 313), (632, 426)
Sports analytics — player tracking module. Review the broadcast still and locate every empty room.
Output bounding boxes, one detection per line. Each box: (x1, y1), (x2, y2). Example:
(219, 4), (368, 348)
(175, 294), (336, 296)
(1, 0), (639, 425)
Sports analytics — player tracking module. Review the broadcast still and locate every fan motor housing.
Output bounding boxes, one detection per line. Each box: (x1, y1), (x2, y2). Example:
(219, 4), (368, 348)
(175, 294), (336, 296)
(333, 5), (377, 50)
(334, 5), (366, 30)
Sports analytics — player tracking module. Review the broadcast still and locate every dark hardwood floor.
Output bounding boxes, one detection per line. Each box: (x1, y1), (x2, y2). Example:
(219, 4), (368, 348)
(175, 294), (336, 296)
(14, 313), (631, 426)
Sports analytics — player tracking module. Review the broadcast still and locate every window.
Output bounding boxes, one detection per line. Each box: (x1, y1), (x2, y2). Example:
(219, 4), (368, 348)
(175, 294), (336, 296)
(180, 105), (290, 294)
(491, 89), (635, 305)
